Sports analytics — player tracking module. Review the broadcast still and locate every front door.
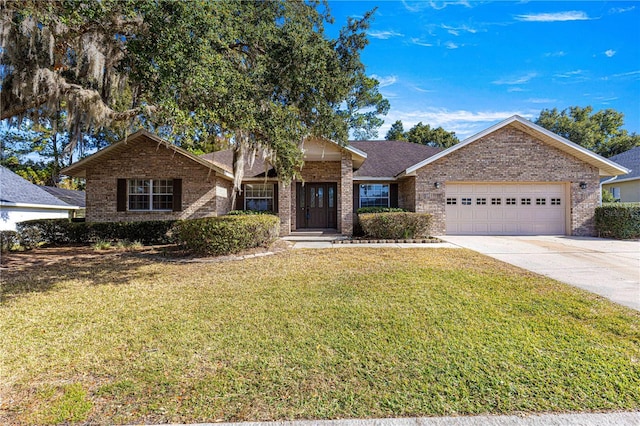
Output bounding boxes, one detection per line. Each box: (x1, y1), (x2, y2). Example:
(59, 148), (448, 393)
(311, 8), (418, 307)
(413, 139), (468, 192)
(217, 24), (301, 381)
(296, 183), (337, 229)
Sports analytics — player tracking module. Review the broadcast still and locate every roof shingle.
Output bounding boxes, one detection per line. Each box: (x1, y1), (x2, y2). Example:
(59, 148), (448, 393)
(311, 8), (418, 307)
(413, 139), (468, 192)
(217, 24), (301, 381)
(0, 166), (72, 207)
(607, 146), (640, 182)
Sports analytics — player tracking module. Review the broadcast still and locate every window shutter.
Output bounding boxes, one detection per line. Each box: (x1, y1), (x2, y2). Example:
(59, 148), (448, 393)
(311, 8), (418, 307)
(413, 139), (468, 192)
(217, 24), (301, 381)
(117, 179), (127, 212)
(172, 179), (183, 211)
(236, 184), (245, 211)
(390, 183), (399, 208)
(353, 184), (360, 210)
(273, 183), (279, 213)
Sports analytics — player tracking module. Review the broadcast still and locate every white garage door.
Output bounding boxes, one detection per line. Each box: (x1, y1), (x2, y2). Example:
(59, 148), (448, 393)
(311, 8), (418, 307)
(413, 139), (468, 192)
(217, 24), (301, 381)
(445, 183), (567, 235)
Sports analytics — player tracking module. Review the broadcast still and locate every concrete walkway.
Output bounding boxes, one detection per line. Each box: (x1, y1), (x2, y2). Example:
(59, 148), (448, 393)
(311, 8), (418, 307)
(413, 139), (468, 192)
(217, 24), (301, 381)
(162, 412), (639, 426)
(439, 236), (640, 311)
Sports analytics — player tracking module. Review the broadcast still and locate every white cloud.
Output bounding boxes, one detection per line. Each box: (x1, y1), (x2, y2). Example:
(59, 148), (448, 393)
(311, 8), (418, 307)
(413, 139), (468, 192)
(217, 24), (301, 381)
(554, 70), (584, 78)
(412, 86), (435, 93)
(544, 51), (566, 57)
(611, 70), (640, 79)
(492, 72), (537, 85)
(445, 41), (459, 49)
(507, 87), (527, 92)
(609, 6), (635, 14)
(379, 108), (533, 139)
(371, 75), (398, 88)
(526, 98), (557, 104)
(515, 11), (590, 22)
(402, 0), (471, 12)
(604, 49), (616, 57)
(368, 30), (404, 39)
(442, 24), (478, 35)
(410, 38), (433, 47)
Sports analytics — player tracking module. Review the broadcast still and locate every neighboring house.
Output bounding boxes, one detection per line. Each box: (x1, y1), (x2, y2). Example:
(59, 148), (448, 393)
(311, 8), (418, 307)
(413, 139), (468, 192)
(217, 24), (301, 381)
(61, 115), (628, 236)
(39, 186), (86, 218)
(0, 166), (81, 231)
(601, 146), (640, 203)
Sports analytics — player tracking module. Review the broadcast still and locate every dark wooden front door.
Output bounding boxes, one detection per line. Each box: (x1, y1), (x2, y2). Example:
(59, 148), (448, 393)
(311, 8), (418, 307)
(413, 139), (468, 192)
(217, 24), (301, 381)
(296, 183), (337, 229)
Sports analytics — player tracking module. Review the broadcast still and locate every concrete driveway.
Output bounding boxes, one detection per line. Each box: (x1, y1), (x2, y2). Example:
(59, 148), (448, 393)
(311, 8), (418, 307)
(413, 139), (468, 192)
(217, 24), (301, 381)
(439, 236), (640, 311)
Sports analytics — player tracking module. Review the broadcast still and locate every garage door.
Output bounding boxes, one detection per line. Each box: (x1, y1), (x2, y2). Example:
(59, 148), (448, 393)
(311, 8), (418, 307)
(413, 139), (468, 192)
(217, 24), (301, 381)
(445, 183), (567, 235)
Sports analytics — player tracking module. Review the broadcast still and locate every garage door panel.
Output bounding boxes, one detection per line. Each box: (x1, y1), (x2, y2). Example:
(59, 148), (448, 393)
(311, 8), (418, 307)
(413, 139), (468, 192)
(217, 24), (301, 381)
(445, 183), (566, 236)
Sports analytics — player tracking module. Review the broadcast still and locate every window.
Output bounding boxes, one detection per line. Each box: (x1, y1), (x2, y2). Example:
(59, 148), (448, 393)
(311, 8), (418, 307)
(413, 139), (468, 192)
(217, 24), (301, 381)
(551, 198), (561, 205)
(610, 187), (621, 201)
(359, 184), (389, 208)
(446, 198), (457, 205)
(536, 198), (546, 205)
(244, 183), (274, 211)
(521, 198), (531, 205)
(476, 198), (487, 205)
(491, 198), (502, 205)
(461, 198), (472, 205)
(128, 179), (173, 211)
(506, 198), (516, 205)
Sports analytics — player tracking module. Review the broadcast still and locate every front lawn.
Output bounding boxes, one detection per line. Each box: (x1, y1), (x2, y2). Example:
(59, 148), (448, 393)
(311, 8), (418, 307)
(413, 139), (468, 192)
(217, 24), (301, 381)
(1, 248), (639, 424)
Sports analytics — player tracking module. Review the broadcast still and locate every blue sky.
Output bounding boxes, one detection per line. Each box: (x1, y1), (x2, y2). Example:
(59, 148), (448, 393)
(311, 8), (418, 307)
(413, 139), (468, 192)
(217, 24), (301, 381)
(326, 1), (640, 139)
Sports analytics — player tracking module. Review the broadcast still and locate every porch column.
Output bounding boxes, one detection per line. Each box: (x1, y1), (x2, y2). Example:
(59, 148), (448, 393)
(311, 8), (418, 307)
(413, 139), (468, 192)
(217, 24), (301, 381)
(278, 181), (291, 236)
(340, 151), (353, 235)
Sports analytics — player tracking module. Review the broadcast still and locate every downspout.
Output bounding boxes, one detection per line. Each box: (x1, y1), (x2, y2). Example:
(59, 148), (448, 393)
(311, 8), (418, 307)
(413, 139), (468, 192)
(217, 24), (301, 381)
(599, 176), (617, 206)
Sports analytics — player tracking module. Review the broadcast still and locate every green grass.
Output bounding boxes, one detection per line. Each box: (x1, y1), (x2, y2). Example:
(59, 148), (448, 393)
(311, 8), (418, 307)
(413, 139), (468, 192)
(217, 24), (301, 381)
(1, 248), (639, 425)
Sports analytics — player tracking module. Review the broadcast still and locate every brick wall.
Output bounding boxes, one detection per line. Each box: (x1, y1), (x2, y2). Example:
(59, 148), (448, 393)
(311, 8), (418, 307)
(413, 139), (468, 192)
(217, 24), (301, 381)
(85, 137), (226, 222)
(411, 126), (600, 235)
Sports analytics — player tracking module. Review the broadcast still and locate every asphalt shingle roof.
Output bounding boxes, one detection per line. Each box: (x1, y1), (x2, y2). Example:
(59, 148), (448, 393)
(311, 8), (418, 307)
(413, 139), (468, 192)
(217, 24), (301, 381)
(349, 140), (442, 177)
(39, 186), (86, 207)
(199, 141), (441, 178)
(607, 146), (640, 181)
(0, 166), (71, 206)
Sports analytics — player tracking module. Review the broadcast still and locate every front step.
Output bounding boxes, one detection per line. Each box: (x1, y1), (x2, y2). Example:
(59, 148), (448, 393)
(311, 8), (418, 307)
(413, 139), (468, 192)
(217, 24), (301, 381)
(282, 230), (347, 242)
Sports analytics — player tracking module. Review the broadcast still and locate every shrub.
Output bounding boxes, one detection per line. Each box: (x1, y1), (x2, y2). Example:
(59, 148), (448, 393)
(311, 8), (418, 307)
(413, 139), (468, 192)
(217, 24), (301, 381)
(15, 219), (176, 247)
(595, 203), (640, 239)
(356, 207), (406, 214)
(172, 214), (280, 256)
(359, 212), (432, 239)
(226, 210), (276, 216)
(0, 230), (20, 252)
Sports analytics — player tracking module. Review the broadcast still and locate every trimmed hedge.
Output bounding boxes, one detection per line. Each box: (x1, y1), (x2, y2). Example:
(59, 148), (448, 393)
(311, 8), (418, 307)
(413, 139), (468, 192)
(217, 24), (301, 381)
(359, 212), (432, 239)
(15, 219), (176, 248)
(226, 210), (276, 216)
(172, 214), (280, 256)
(1, 230), (19, 252)
(595, 203), (640, 239)
(357, 207), (406, 214)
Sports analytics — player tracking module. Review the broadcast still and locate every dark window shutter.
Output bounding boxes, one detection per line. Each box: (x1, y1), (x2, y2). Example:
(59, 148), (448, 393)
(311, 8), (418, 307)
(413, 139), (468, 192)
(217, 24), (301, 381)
(117, 179), (127, 211)
(390, 183), (399, 208)
(273, 183), (279, 213)
(172, 179), (183, 211)
(236, 184), (245, 211)
(353, 184), (360, 211)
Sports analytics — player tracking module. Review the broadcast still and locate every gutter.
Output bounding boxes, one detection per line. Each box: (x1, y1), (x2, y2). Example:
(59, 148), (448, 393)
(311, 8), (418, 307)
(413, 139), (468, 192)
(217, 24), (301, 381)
(0, 202), (80, 210)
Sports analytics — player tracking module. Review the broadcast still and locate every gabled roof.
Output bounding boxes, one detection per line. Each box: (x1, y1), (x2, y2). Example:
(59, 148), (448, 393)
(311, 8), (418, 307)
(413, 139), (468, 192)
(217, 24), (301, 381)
(401, 115), (630, 178)
(200, 136), (367, 178)
(62, 129), (234, 180)
(604, 146), (640, 183)
(0, 166), (78, 209)
(200, 150), (277, 178)
(349, 140), (441, 178)
(39, 186), (86, 207)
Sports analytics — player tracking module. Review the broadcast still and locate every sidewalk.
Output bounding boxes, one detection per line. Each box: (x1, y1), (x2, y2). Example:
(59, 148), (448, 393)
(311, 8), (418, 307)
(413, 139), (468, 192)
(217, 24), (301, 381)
(161, 412), (639, 426)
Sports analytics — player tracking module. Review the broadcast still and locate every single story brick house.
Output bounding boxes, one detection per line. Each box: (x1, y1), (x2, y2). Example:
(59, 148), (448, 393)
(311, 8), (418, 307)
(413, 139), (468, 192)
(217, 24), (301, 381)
(62, 115), (628, 236)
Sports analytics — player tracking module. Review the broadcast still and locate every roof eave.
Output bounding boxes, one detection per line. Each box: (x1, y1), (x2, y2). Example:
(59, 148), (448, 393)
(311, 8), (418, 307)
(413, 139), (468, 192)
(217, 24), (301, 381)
(61, 129), (234, 180)
(402, 115), (631, 177)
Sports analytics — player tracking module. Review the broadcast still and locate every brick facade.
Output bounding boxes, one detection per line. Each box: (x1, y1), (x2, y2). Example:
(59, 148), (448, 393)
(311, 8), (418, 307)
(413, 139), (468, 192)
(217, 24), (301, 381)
(409, 126), (600, 236)
(85, 138), (228, 222)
